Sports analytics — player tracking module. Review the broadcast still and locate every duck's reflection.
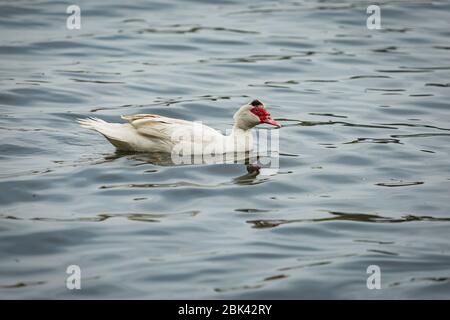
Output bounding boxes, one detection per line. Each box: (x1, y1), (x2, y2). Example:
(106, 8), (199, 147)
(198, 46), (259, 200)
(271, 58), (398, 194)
(103, 150), (278, 183)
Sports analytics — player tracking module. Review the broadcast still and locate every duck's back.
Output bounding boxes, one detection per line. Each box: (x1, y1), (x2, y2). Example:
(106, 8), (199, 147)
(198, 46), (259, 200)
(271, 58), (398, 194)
(79, 114), (225, 153)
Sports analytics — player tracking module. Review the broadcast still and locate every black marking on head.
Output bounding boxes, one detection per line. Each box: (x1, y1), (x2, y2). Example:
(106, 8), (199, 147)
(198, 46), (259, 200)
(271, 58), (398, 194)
(250, 99), (262, 107)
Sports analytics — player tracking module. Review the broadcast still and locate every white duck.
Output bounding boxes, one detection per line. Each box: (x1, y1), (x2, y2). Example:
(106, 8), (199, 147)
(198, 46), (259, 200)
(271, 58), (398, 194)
(78, 99), (280, 154)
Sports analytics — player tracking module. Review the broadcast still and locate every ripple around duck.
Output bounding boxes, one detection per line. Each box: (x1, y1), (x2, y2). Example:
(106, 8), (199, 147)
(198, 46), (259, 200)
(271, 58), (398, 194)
(343, 138), (402, 144)
(0, 280), (47, 289)
(247, 212), (450, 229)
(136, 25), (259, 35)
(375, 181), (424, 187)
(390, 133), (450, 138)
(0, 211), (200, 224)
(281, 119), (399, 130)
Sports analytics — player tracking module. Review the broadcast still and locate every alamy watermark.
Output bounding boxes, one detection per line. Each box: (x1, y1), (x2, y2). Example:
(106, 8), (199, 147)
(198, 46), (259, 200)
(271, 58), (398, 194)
(367, 5), (381, 30)
(66, 264), (81, 290)
(66, 5), (81, 30)
(366, 265), (381, 289)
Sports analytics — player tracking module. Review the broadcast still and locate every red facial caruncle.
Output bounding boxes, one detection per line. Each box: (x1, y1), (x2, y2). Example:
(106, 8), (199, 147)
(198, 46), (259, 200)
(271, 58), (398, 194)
(249, 99), (281, 128)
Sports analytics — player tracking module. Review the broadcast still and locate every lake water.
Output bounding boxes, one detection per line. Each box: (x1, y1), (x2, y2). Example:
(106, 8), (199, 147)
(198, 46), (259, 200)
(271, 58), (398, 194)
(1, 0), (449, 299)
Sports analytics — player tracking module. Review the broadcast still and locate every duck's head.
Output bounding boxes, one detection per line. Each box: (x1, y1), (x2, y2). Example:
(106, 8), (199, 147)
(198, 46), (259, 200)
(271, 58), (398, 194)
(233, 99), (281, 130)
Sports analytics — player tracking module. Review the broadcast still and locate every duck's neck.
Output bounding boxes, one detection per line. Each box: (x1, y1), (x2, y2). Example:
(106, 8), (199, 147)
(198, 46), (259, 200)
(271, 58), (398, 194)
(225, 125), (254, 152)
(231, 125), (251, 136)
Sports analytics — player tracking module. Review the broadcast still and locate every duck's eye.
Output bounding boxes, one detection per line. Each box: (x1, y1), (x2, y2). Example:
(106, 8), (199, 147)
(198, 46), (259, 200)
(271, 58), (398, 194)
(250, 99), (262, 107)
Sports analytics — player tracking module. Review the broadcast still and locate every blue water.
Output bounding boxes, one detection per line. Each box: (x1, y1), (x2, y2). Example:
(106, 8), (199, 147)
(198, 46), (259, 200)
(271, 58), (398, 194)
(1, 0), (450, 299)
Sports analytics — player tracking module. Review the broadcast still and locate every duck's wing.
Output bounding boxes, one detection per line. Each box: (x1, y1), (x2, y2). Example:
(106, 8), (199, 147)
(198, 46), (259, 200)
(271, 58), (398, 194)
(121, 114), (223, 143)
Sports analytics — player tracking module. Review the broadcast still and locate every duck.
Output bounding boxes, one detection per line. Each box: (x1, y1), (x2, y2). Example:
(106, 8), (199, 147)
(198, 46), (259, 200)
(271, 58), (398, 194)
(78, 99), (281, 154)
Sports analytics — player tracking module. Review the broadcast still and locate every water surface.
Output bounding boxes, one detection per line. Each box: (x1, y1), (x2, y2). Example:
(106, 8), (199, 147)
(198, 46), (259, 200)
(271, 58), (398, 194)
(1, 0), (450, 299)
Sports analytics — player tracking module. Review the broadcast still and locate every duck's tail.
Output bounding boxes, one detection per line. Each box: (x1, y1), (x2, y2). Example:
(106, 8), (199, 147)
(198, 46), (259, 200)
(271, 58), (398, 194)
(77, 117), (119, 137)
(78, 117), (107, 129)
(77, 117), (136, 150)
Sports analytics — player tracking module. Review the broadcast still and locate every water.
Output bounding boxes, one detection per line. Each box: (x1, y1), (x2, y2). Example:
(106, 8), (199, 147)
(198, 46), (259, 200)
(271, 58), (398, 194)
(1, 0), (450, 299)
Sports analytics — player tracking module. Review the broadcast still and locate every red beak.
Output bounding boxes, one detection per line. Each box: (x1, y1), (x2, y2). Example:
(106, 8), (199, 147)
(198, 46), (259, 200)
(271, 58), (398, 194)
(263, 117), (281, 128)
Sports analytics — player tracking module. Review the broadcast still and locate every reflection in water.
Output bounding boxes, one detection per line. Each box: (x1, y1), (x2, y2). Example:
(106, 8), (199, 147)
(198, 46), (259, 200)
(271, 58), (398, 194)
(375, 181), (424, 187)
(105, 150), (253, 165)
(0, 211), (200, 223)
(0, 281), (47, 289)
(103, 150), (277, 185)
(247, 212), (450, 229)
(389, 277), (450, 288)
